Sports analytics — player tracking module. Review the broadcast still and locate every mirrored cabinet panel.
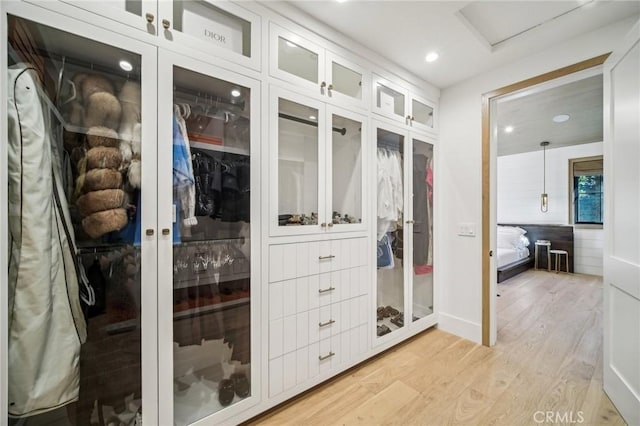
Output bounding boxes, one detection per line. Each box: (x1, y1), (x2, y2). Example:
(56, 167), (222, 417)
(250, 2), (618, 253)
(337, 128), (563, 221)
(7, 15), (147, 425)
(411, 138), (434, 321)
(375, 127), (406, 338)
(169, 65), (253, 425)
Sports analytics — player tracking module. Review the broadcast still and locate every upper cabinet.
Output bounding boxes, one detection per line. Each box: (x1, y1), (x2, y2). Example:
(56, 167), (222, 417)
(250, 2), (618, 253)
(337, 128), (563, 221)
(372, 74), (437, 133)
(269, 86), (367, 237)
(269, 23), (369, 110)
(43, 0), (262, 70)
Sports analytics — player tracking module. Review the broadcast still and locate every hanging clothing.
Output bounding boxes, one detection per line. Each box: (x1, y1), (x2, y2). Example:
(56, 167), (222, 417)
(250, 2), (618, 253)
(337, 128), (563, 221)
(377, 148), (403, 240)
(173, 116), (195, 243)
(174, 106), (197, 226)
(7, 65), (87, 417)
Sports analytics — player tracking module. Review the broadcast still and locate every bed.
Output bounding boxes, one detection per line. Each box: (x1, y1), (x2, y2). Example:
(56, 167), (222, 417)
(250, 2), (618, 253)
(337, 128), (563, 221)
(497, 223), (575, 283)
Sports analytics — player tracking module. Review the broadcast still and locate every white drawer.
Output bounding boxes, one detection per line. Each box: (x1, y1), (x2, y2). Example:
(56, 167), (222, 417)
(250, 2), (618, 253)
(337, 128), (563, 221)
(269, 238), (368, 282)
(268, 324), (369, 397)
(268, 266), (368, 322)
(269, 294), (369, 359)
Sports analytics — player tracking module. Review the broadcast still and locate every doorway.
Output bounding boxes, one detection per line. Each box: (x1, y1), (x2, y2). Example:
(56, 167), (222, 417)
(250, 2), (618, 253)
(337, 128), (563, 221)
(481, 54), (610, 346)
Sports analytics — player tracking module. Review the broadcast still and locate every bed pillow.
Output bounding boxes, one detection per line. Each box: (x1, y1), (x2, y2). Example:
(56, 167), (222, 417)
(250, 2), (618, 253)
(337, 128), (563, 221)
(497, 226), (528, 249)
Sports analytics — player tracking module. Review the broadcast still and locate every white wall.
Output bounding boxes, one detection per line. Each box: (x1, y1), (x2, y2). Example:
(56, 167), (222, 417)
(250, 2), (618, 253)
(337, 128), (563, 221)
(437, 17), (637, 343)
(497, 142), (604, 275)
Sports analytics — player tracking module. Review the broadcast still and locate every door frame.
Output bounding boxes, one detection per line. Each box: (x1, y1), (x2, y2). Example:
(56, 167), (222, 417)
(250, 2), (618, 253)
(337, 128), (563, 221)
(480, 54), (610, 346)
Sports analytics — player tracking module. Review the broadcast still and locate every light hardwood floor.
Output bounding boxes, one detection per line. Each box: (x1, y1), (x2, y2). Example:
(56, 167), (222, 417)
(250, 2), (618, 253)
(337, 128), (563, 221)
(248, 270), (625, 425)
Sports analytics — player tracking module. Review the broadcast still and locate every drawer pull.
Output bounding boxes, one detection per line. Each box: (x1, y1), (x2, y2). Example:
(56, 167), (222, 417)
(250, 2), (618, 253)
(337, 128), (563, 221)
(318, 255), (335, 260)
(319, 352), (335, 361)
(318, 319), (335, 328)
(318, 286), (335, 294)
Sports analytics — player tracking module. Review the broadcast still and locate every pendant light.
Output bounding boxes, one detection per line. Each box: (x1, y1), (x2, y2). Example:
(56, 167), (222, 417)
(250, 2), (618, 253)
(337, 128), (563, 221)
(540, 141), (550, 212)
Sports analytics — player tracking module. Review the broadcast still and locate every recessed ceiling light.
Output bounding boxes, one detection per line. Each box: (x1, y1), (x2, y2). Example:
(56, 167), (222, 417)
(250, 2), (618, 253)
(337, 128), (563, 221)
(505, 126), (514, 133)
(231, 89), (241, 98)
(119, 60), (133, 72)
(553, 114), (570, 123)
(336, 0), (347, 3)
(425, 52), (439, 63)
(309, 115), (317, 120)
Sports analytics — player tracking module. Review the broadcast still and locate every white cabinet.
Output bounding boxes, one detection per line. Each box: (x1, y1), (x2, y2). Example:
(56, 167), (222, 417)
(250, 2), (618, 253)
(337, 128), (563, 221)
(270, 23), (369, 109)
(157, 51), (261, 425)
(3, 5), (260, 425)
(29, 0), (262, 70)
(374, 121), (436, 342)
(269, 85), (368, 236)
(267, 237), (369, 398)
(372, 73), (437, 133)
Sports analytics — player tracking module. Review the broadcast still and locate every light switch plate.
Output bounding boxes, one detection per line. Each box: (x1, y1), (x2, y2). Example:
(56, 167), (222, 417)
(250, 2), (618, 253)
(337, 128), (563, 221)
(458, 222), (476, 237)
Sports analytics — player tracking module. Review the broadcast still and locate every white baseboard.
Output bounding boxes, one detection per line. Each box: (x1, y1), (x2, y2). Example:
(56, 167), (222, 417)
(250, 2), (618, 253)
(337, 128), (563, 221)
(436, 312), (482, 344)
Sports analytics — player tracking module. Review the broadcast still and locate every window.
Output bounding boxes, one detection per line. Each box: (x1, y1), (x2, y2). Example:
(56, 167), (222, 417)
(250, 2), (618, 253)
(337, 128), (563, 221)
(570, 156), (603, 226)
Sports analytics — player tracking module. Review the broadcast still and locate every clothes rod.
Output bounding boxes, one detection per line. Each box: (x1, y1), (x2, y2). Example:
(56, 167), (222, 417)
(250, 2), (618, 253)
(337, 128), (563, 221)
(279, 113), (346, 136)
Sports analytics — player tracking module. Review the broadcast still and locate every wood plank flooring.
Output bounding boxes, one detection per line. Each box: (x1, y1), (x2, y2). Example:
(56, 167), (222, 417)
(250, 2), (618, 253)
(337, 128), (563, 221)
(248, 270), (625, 425)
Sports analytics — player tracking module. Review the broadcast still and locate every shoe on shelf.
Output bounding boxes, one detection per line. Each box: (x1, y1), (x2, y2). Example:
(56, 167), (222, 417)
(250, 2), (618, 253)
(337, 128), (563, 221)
(390, 314), (404, 328)
(377, 325), (391, 336)
(230, 372), (250, 398)
(218, 379), (235, 406)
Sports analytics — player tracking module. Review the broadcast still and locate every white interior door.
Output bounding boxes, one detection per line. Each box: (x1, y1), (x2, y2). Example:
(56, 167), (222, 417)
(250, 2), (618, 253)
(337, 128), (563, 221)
(603, 19), (640, 426)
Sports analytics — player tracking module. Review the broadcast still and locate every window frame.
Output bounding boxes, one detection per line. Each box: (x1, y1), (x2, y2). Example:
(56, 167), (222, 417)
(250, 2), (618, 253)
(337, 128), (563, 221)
(568, 155), (604, 229)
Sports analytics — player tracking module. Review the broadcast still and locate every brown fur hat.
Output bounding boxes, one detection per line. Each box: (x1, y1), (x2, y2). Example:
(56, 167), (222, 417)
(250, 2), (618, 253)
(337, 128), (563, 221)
(86, 147), (122, 170)
(84, 92), (122, 130)
(82, 208), (128, 239)
(87, 126), (120, 148)
(81, 74), (115, 99)
(82, 168), (123, 192)
(76, 189), (125, 217)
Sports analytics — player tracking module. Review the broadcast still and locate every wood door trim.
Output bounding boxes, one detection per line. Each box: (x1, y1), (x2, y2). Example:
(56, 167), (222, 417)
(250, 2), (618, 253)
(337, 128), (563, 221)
(480, 53), (610, 346)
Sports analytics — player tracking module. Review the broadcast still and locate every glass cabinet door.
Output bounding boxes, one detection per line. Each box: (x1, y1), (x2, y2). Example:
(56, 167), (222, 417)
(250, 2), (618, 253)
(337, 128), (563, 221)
(325, 52), (368, 108)
(270, 24), (325, 93)
(6, 15), (154, 425)
(411, 137), (434, 322)
(159, 1), (260, 70)
(61, 0), (157, 33)
(159, 57), (257, 424)
(410, 97), (436, 131)
(375, 126), (407, 339)
(272, 88), (325, 234)
(373, 75), (407, 122)
(328, 108), (365, 230)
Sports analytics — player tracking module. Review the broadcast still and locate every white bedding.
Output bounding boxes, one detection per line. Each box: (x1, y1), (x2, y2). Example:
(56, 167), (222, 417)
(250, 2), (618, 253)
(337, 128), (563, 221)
(497, 247), (530, 268)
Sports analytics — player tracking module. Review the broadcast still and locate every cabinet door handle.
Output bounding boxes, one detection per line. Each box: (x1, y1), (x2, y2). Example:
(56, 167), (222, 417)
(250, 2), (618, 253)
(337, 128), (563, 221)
(327, 222), (334, 228)
(318, 319), (335, 328)
(318, 351), (335, 361)
(318, 255), (335, 260)
(328, 83), (334, 92)
(406, 220), (415, 224)
(145, 229), (154, 236)
(162, 228), (171, 236)
(145, 13), (155, 23)
(320, 81), (327, 89)
(321, 222), (327, 228)
(318, 286), (335, 294)
(162, 19), (171, 29)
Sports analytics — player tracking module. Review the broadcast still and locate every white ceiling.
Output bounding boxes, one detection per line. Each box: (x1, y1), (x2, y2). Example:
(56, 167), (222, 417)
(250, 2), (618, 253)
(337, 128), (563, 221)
(495, 74), (603, 156)
(287, 0), (640, 89)
(286, 1), (636, 156)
